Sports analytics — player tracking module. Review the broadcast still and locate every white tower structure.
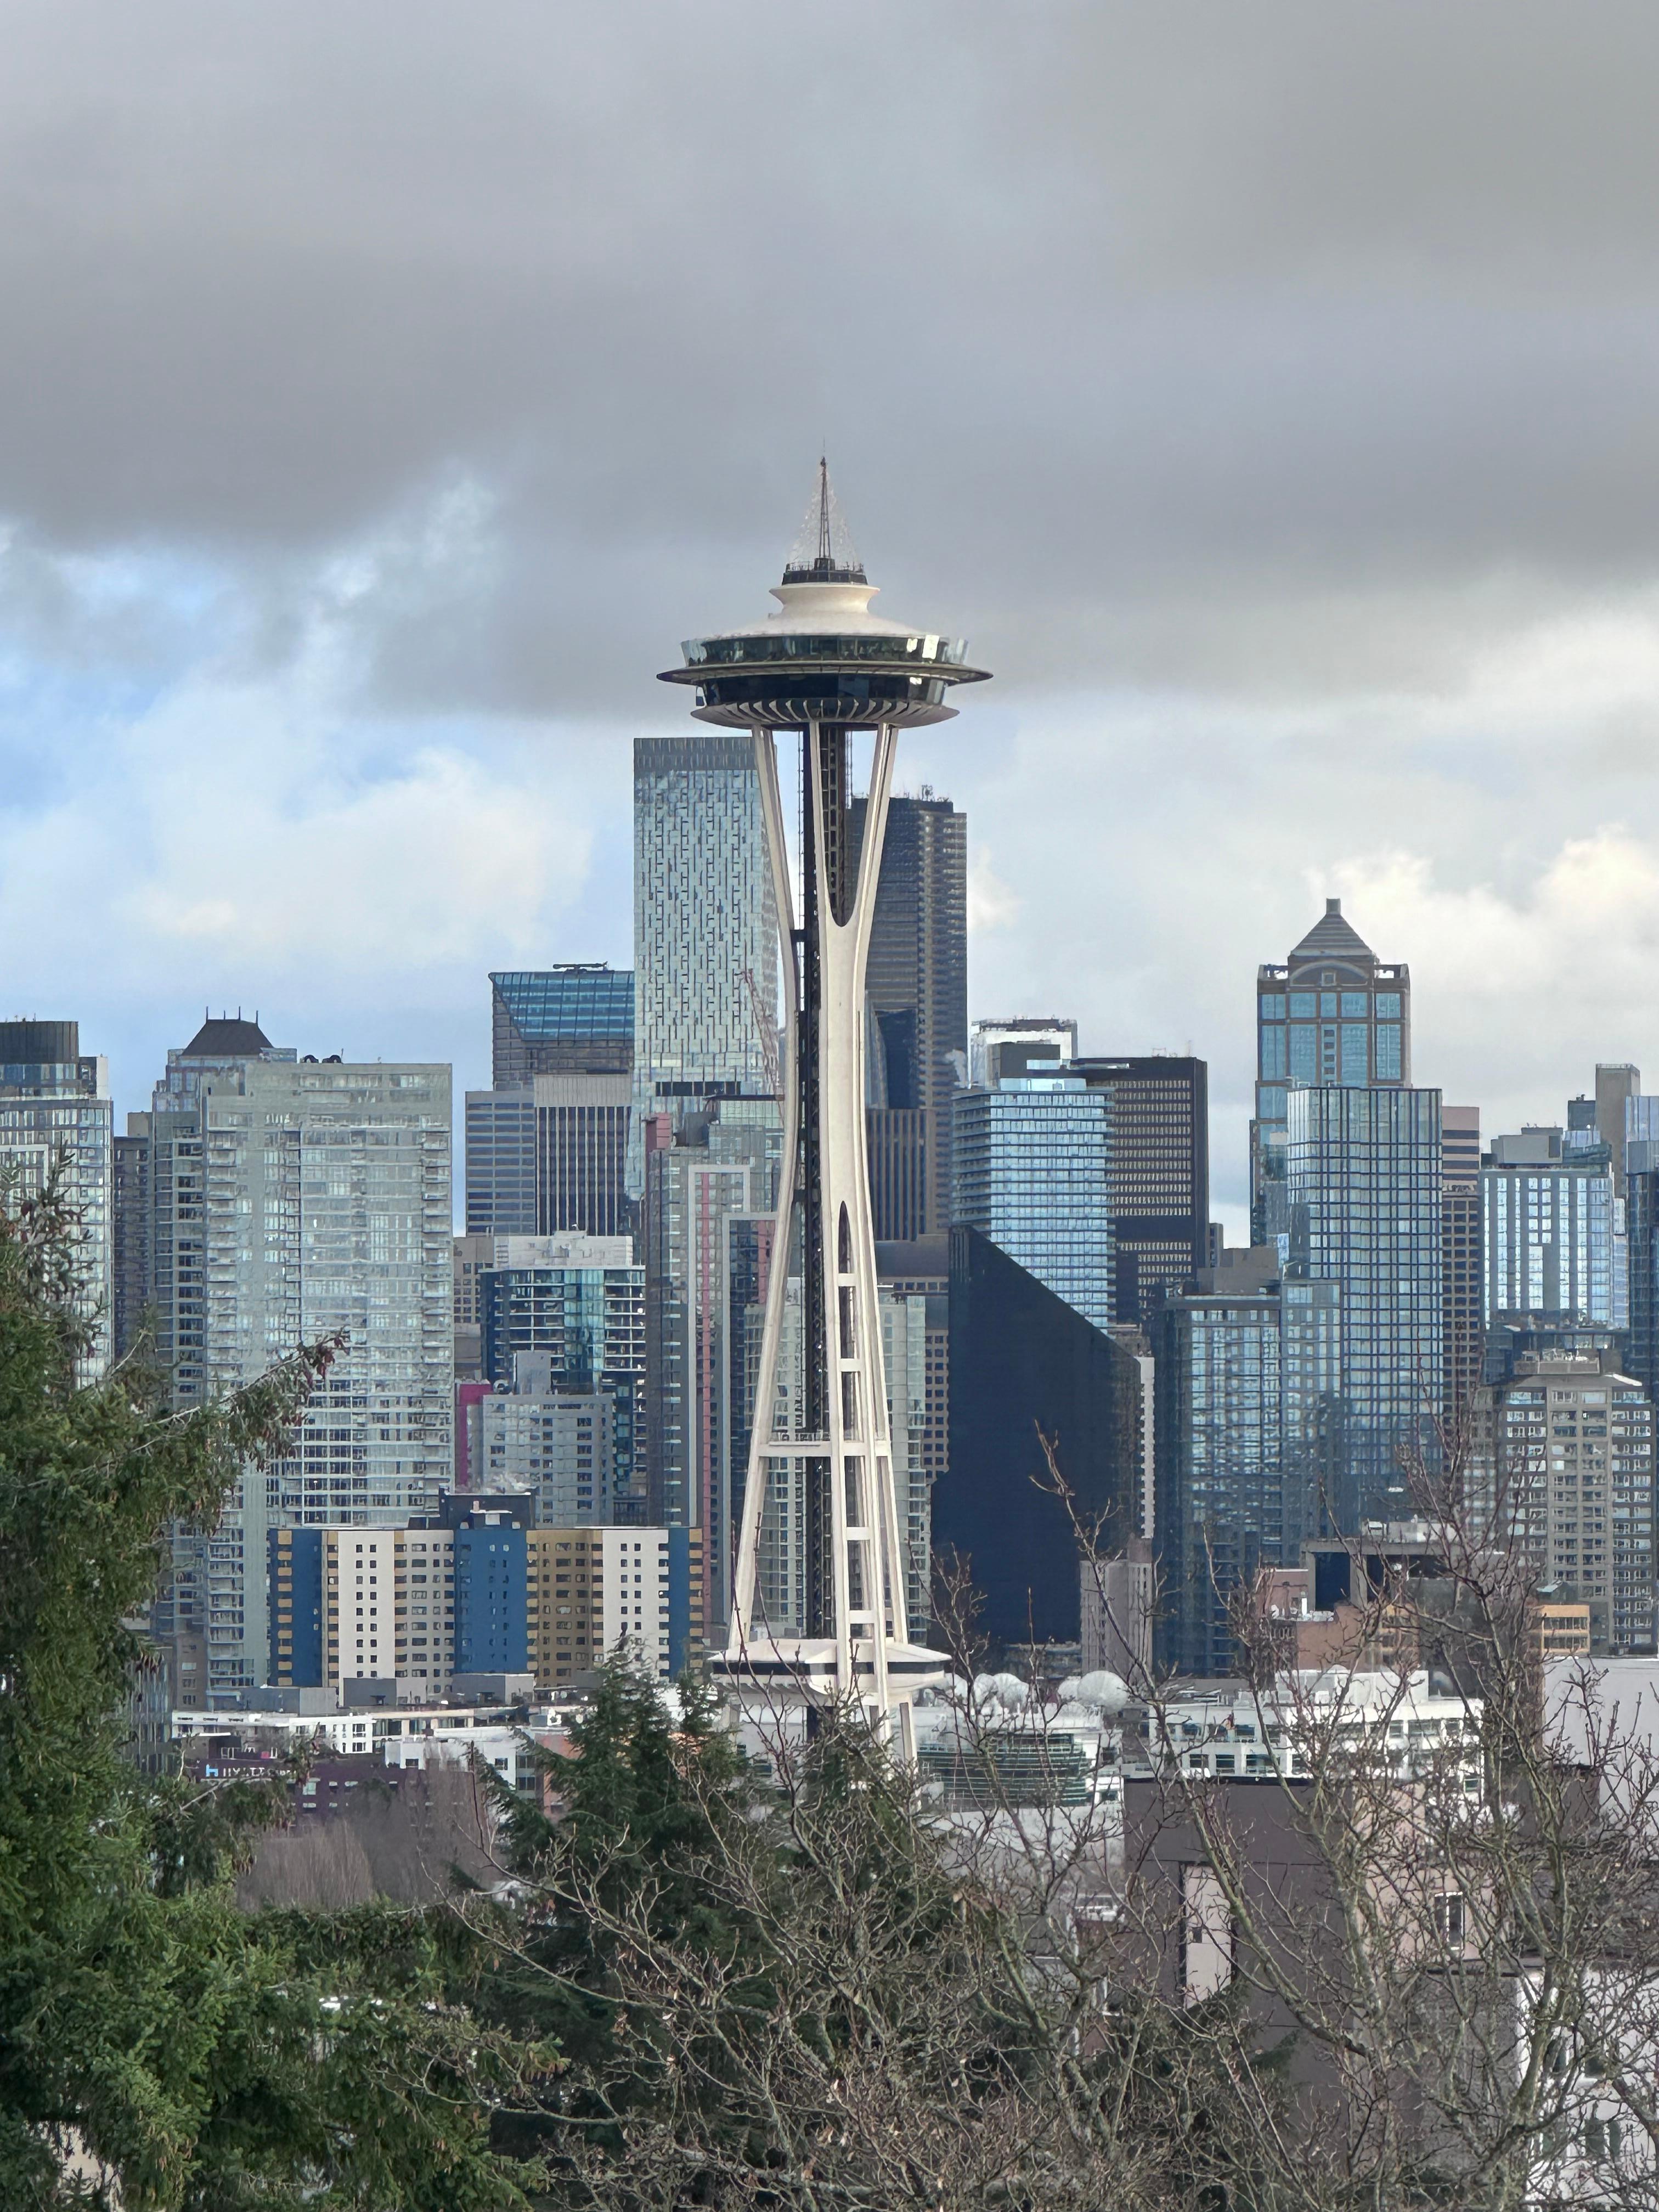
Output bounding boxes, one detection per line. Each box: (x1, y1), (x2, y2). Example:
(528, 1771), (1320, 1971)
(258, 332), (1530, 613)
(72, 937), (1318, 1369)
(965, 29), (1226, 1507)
(660, 464), (989, 1747)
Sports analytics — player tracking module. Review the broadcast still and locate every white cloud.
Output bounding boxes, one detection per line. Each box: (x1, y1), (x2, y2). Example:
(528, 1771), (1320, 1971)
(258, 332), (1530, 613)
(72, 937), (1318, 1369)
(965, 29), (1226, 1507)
(967, 848), (1020, 935)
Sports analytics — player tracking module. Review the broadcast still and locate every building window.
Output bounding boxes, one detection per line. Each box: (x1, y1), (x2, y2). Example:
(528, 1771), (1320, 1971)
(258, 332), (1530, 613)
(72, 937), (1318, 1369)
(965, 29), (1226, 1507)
(1376, 1026), (1402, 1081)
(1433, 1892), (1466, 1944)
(1260, 1028), (1287, 1080)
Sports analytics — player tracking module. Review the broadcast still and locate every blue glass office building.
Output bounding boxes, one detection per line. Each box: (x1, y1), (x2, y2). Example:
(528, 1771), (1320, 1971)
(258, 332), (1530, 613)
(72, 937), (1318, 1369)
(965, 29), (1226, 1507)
(952, 1070), (1114, 1331)
(1286, 1085), (1442, 1527)
(490, 967), (634, 1085)
(1154, 1290), (1283, 1678)
(1253, 899), (1410, 1242)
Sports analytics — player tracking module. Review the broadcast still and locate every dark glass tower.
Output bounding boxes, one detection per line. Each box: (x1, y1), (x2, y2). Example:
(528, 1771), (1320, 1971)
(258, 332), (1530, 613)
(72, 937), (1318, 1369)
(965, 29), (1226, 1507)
(1073, 1054), (1210, 1324)
(849, 789), (967, 1238)
(938, 1226), (1138, 1647)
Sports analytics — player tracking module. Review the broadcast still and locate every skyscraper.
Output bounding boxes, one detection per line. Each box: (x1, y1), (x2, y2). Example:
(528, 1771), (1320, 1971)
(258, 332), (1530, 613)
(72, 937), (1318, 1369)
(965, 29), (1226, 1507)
(939, 1226), (1139, 1647)
(1073, 1054), (1210, 1324)
(476, 1229), (645, 1516)
(1442, 1105), (1483, 1428)
(1285, 1084), (1442, 1529)
(642, 1103), (781, 1632)
(142, 1017), (453, 1702)
(952, 1062), (1114, 1331)
(1596, 1062), (1641, 1197)
(848, 788), (967, 1238)
(629, 736), (777, 1194)
(468, 968), (635, 1239)
(1481, 1129), (1621, 1329)
(490, 965), (634, 1085)
(1469, 1351), (1655, 1655)
(1254, 899), (1411, 1240)
(0, 1020), (113, 1381)
(1153, 1285), (1283, 1678)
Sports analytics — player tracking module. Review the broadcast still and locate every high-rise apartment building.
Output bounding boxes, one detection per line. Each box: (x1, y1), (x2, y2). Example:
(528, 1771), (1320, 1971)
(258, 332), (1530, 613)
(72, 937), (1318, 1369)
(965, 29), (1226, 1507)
(490, 966), (634, 1086)
(1254, 899), (1410, 1240)
(267, 1523), (456, 1701)
(526, 1525), (701, 1685)
(642, 1103), (781, 1629)
(475, 1231), (645, 1514)
(1481, 1130), (1621, 1330)
(113, 1116), (152, 1365)
(877, 1234), (950, 1633)
(848, 788), (967, 1238)
(1074, 1055), (1209, 1324)
(953, 1062), (1113, 1331)
(971, 1019), (1077, 1088)
(1443, 1106), (1484, 1427)
(0, 1020), (114, 1381)
(480, 1352), (619, 1523)
(1285, 1085), (1442, 1528)
(630, 736), (777, 1193)
(142, 1018), (453, 1702)
(1469, 1352), (1655, 1654)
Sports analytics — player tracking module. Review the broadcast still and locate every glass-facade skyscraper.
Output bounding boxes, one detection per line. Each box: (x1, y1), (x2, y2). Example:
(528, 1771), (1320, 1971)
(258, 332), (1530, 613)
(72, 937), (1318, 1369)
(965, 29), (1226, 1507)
(1481, 1130), (1621, 1329)
(0, 1020), (113, 1383)
(1286, 1084), (1443, 1528)
(1154, 1288), (1283, 1677)
(490, 966), (634, 1085)
(952, 1066), (1114, 1332)
(140, 1017), (453, 1704)
(1254, 899), (1411, 1240)
(629, 736), (777, 1193)
(940, 1224), (1140, 1646)
(469, 967), (634, 1239)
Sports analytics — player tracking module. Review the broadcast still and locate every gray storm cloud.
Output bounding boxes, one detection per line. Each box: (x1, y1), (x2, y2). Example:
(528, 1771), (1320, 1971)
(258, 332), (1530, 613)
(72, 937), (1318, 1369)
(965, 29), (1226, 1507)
(2, 3), (1659, 709)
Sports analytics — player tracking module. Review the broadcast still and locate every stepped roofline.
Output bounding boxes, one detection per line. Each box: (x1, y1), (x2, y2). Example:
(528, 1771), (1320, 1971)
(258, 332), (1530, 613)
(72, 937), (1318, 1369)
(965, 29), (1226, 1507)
(1289, 897), (1378, 968)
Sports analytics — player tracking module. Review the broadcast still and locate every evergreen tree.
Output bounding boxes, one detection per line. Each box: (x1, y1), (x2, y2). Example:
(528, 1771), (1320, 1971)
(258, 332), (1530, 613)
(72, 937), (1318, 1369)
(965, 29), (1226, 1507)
(0, 1173), (541, 2208)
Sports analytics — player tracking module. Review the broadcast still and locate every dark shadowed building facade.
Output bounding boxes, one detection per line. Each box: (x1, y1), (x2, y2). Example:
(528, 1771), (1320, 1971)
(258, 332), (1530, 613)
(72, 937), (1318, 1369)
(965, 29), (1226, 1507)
(938, 1226), (1138, 1647)
(850, 789), (967, 1239)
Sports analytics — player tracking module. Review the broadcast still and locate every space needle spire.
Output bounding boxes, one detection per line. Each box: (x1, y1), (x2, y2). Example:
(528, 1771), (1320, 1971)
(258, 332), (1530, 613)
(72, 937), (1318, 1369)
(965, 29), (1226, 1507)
(661, 464), (990, 1752)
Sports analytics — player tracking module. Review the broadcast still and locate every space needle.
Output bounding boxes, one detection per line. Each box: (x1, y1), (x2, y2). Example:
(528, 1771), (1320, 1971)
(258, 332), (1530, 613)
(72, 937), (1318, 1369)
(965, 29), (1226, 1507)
(660, 464), (990, 1752)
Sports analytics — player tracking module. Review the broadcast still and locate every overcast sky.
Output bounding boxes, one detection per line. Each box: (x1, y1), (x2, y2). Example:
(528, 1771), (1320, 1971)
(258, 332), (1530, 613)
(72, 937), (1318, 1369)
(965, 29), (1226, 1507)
(7, 3), (1659, 1234)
